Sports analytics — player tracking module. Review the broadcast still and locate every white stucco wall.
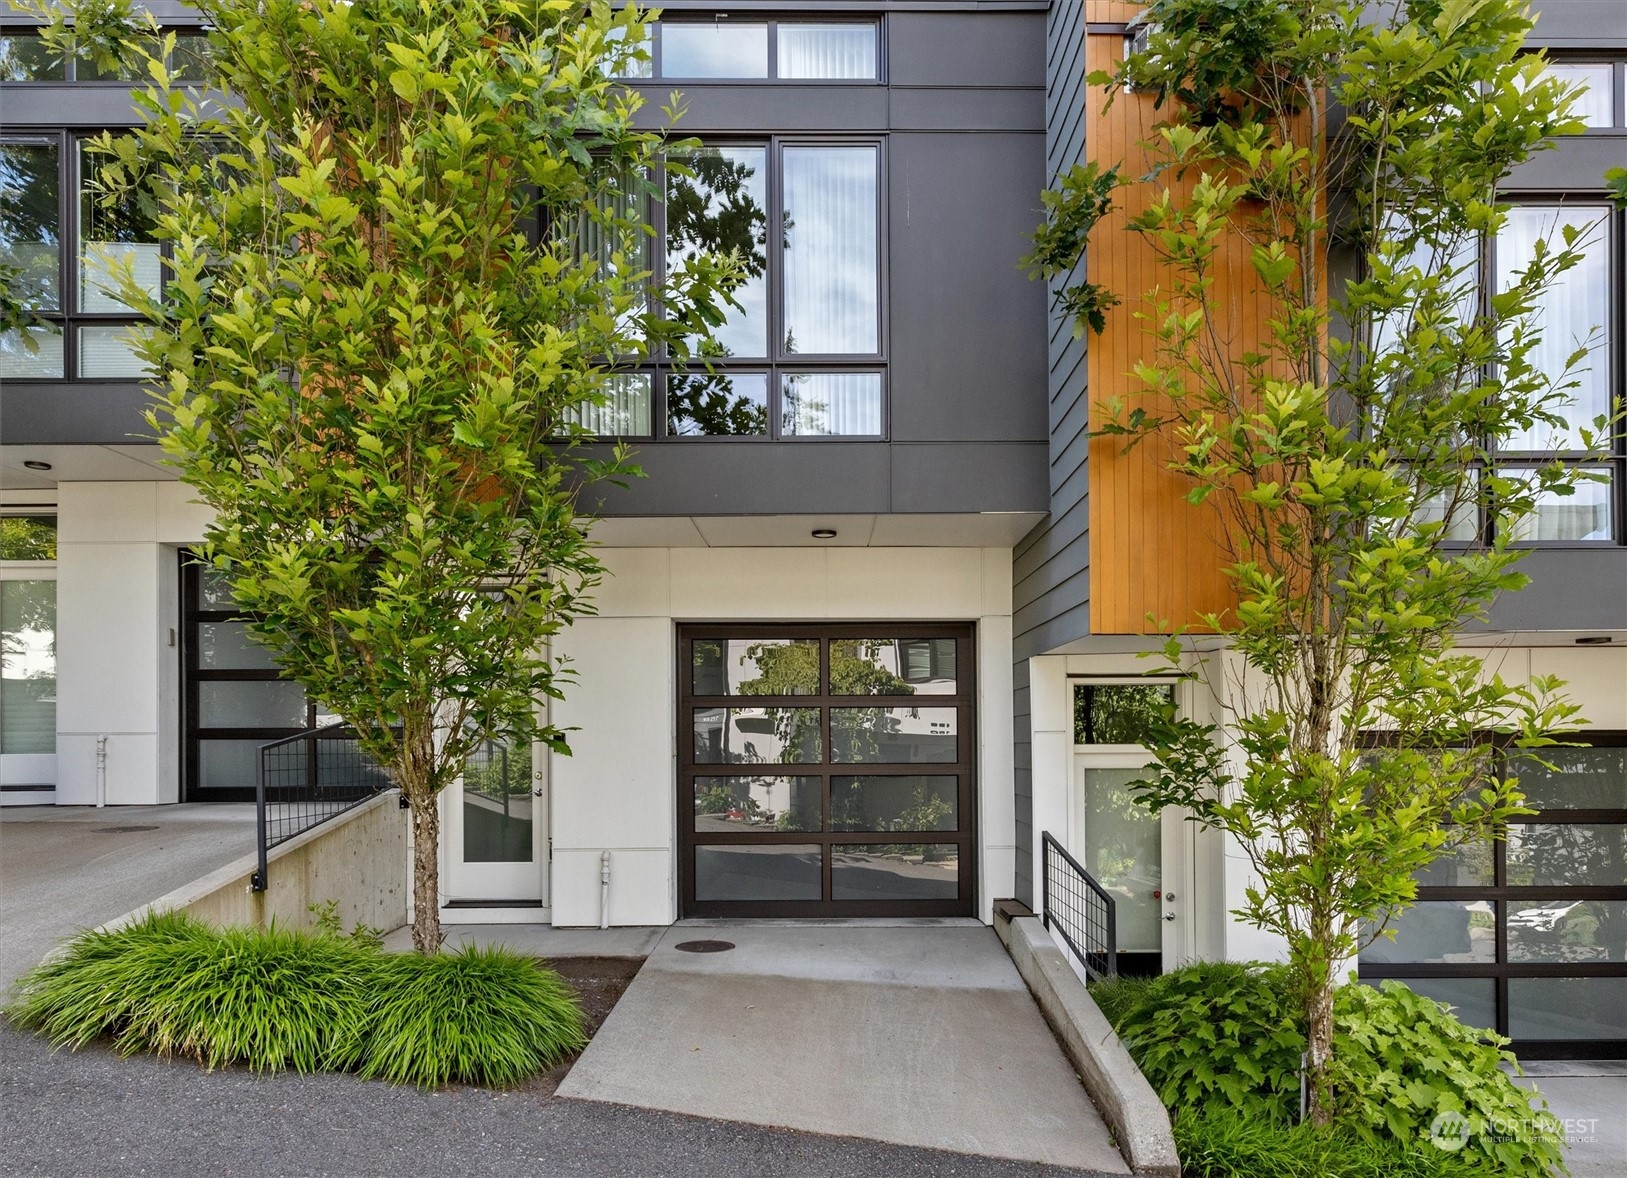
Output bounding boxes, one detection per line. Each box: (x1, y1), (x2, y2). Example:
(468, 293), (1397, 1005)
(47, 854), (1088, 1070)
(53, 482), (209, 805)
(1029, 641), (1627, 968)
(547, 545), (1018, 927)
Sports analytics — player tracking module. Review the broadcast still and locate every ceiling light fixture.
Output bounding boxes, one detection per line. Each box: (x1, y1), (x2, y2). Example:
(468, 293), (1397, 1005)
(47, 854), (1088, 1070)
(22, 460), (52, 471)
(811, 528), (838, 540)
(1574, 635), (1614, 646)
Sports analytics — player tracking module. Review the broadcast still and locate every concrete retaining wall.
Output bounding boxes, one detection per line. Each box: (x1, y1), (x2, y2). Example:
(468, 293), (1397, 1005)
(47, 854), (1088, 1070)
(101, 791), (407, 936)
(995, 911), (1181, 1177)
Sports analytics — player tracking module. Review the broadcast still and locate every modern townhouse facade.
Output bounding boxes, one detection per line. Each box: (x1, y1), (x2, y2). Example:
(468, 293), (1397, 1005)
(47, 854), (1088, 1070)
(1015, 0), (1627, 1058)
(1, 0), (1623, 1059)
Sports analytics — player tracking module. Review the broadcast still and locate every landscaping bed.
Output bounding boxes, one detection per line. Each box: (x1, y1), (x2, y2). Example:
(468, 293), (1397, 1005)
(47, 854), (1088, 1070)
(9, 912), (644, 1093)
(1092, 963), (1567, 1178)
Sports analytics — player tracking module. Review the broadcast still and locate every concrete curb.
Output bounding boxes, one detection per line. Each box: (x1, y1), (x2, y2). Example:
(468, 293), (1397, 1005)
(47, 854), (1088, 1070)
(995, 913), (1181, 1177)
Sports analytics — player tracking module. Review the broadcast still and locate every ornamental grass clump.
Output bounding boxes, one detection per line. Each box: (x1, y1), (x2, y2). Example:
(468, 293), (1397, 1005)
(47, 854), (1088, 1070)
(9, 912), (586, 1086)
(357, 945), (586, 1088)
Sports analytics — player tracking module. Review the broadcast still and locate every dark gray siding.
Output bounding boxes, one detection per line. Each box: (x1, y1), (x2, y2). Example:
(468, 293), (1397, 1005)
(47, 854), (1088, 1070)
(2, 3), (1051, 521)
(1009, 0), (1090, 905)
(1011, 0), (1091, 666)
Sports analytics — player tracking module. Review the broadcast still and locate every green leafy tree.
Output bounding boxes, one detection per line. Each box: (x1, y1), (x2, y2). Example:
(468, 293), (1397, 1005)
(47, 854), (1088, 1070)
(24, 0), (743, 954)
(1029, 0), (1614, 1124)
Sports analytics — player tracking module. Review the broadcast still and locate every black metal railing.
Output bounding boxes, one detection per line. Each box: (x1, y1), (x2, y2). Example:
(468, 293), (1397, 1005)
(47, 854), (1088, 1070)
(1041, 831), (1118, 981)
(252, 724), (394, 891)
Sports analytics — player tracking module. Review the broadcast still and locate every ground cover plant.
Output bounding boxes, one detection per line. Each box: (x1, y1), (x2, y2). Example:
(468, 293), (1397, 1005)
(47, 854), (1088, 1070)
(9, 912), (585, 1087)
(1091, 963), (1565, 1178)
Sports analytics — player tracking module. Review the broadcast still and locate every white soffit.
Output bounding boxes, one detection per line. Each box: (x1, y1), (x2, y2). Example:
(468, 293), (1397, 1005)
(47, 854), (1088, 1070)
(0, 444), (173, 490)
(589, 513), (1045, 549)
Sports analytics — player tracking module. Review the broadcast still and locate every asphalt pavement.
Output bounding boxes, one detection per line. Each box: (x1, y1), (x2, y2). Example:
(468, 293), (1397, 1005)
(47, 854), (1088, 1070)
(0, 1021), (1117, 1178)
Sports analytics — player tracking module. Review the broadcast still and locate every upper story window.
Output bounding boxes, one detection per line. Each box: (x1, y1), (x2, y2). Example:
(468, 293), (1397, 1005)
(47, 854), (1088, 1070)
(1530, 59), (1625, 129)
(0, 31), (214, 83)
(0, 134), (160, 381)
(569, 138), (885, 441)
(1489, 204), (1621, 543)
(619, 19), (879, 82)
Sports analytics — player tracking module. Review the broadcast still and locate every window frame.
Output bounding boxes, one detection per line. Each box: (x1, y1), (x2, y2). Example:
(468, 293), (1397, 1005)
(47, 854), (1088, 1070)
(1357, 732), (1627, 1059)
(577, 134), (890, 443)
(0, 129), (163, 383)
(0, 27), (214, 84)
(1483, 199), (1625, 547)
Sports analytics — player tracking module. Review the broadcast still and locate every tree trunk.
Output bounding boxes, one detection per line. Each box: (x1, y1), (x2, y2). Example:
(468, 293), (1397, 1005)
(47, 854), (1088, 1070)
(408, 785), (442, 954)
(1305, 976), (1336, 1126)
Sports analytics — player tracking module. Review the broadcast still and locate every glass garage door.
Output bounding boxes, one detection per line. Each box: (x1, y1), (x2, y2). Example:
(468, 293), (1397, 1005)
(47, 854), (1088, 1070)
(1359, 738), (1627, 1059)
(678, 624), (976, 918)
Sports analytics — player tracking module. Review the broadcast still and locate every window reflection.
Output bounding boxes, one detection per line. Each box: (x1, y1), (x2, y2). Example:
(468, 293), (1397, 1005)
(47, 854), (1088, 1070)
(1511, 747), (1627, 809)
(1, 142), (61, 314)
(781, 372), (881, 436)
(829, 707), (956, 764)
(667, 146), (768, 357)
(696, 845), (820, 901)
(662, 23), (768, 79)
(1360, 901), (1496, 964)
(693, 706), (821, 764)
(831, 776), (956, 832)
(668, 370), (769, 436)
(831, 844), (958, 900)
(80, 139), (162, 314)
(694, 775), (822, 833)
(0, 580), (56, 755)
(462, 738), (533, 864)
(693, 638), (819, 695)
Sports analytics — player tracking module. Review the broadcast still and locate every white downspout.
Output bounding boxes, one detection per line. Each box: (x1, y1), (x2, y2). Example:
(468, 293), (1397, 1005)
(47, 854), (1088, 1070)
(95, 735), (109, 808)
(599, 849), (612, 929)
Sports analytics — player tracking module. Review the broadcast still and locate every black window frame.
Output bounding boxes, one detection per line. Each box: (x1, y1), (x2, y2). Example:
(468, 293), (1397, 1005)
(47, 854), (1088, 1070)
(1356, 732), (1627, 1059)
(0, 129), (166, 383)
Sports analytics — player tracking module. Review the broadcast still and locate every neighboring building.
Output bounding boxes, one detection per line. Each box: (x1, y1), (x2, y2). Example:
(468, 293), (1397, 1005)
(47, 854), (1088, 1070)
(1016, 1), (1627, 1058)
(1, 0), (1621, 1058)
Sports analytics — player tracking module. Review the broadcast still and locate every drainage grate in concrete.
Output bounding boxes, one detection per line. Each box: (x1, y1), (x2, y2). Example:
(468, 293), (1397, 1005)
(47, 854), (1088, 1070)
(91, 825), (161, 834)
(673, 940), (735, 954)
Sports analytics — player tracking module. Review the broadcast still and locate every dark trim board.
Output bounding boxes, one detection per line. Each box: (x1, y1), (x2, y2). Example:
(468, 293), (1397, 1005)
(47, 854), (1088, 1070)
(677, 622), (978, 919)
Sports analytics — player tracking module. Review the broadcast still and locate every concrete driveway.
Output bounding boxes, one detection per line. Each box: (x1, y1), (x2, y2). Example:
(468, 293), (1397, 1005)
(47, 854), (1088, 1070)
(0, 804), (257, 994)
(558, 920), (1129, 1173)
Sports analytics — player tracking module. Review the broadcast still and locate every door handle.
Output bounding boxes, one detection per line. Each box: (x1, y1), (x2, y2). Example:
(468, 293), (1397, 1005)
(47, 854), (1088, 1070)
(532, 788), (545, 797)
(1163, 912), (1177, 921)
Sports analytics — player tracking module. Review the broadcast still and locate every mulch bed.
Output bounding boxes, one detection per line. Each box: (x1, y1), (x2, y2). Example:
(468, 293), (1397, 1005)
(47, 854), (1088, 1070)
(527, 955), (644, 1097)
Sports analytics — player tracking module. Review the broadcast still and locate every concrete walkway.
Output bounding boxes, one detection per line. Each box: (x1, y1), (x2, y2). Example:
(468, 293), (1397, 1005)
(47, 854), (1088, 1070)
(557, 921), (1130, 1173)
(0, 803), (257, 994)
(1517, 1060), (1627, 1178)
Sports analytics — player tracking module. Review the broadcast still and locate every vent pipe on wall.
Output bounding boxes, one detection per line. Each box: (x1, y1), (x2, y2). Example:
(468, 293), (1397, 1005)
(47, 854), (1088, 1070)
(600, 849), (612, 930)
(95, 735), (109, 808)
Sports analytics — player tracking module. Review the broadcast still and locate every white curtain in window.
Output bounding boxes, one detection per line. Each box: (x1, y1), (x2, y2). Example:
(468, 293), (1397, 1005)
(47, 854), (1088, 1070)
(1497, 206), (1611, 452)
(782, 146), (878, 355)
(0, 327), (64, 378)
(563, 373), (650, 436)
(78, 325), (150, 378)
(778, 25), (878, 80)
(1501, 467), (1614, 542)
(781, 372), (881, 436)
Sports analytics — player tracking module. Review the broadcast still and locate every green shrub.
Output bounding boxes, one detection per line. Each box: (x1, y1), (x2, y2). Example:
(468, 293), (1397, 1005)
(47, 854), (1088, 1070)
(1103, 961), (1303, 1117)
(357, 944), (586, 1087)
(1334, 981), (1565, 1178)
(1174, 1109), (1502, 1178)
(9, 912), (586, 1087)
(1096, 963), (1566, 1178)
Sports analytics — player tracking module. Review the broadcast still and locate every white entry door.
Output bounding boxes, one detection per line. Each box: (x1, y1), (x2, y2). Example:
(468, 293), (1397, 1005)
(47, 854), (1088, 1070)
(445, 731), (549, 907)
(1072, 748), (1193, 972)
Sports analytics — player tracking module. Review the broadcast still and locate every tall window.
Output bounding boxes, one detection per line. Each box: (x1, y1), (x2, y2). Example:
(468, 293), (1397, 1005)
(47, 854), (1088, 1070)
(0, 135), (159, 381)
(1492, 205), (1620, 543)
(666, 141), (883, 439)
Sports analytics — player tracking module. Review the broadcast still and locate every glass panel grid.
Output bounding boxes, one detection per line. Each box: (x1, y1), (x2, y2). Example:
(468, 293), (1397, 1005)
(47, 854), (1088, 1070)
(681, 629), (971, 915)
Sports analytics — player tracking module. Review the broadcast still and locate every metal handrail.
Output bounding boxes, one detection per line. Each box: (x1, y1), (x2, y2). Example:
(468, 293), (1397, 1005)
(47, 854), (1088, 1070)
(252, 723), (393, 891)
(1041, 830), (1118, 981)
